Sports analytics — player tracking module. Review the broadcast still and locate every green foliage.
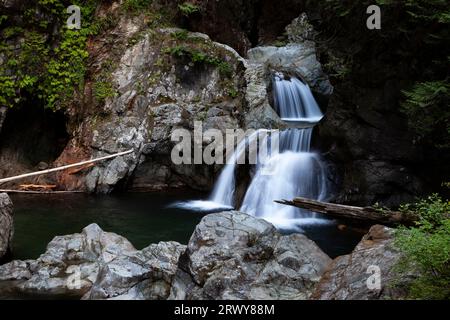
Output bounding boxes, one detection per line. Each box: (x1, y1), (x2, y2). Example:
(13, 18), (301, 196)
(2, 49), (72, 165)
(178, 2), (200, 16)
(123, 0), (153, 12)
(227, 87), (238, 98)
(0, 0), (101, 110)
(273, 40), (288, 47)
(171, 29), (189, 41)
(0, 76), (16, 106)
(401, 79), (450, 149)
(166, 45), (233, 78)
(324, 0), (450, 25)
(94, 81), (117, 102)
(216, 61), (232, 77)
(395, 194), (450, 299)
(166, 45), (187, 58)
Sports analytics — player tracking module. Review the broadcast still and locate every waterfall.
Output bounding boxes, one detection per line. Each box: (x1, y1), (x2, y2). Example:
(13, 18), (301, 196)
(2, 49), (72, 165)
(210, 130), (262, 206)
(175, 74), (329, 229)
(273, 74), (323, 123)
(211, 75), (328, 229)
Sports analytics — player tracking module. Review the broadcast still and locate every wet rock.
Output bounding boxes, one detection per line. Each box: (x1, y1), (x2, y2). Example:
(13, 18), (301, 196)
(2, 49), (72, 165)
(285, 13), (317, 43)
(75, 28), (246, 193)
(0, 0), (25, 10)
(244, 14), (332, 130)
(244, 62), (287, 130)
(85, 241), (186, 300)
(169, 211), (331, 300)
(0, 107), (7, 134)
(0, 223), (186, 300)
(311, 225), (417, 300)
(318, 87), (426, 206)
(0, 224), (135, 297)
(0, 193), (13, 261)
(247, 43), (332, 98)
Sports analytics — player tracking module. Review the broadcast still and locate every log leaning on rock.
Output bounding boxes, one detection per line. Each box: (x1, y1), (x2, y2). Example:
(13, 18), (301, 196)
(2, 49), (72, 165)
(275, 197), (417, 226)
(0, 149), (134, 186)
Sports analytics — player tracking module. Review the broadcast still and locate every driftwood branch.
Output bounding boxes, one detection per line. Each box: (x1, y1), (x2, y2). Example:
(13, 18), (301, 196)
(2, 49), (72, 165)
(275, 197), (417, 226)
(0, 189), (84, 194)
(0, 149), (134, 186)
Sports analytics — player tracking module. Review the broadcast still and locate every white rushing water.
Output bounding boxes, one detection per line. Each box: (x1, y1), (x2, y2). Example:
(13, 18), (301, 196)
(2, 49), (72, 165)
(273, 74), (324, 123)
(176, 74), (330, 229)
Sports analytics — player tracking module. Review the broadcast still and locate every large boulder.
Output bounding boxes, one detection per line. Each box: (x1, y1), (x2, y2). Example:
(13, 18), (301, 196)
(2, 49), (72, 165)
(311, 225), (417, 300)
(169, 211), (331, 300)
(0, 193), (13, 261)
(0, 212), (333, 300)
(64, 27), (247, 193)
(84, 241), (185, 300)
(0, 224), (186, 299)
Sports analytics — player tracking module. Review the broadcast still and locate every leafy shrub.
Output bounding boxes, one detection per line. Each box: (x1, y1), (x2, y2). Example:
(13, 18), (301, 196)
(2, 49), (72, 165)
(401, 80), (450, 149)
(178, 2), (200, 16)
(171, 29), (189, 40)
(166, 45), (233, 78)
(94, 81), (116, 102)
(123, 0), (153, 12)
(166, 45), (188, 58)
(0, 0), (100, 110)
(395, 194), (450, 299)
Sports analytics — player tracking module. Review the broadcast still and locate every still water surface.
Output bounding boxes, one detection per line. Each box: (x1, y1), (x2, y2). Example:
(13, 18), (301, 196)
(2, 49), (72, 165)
(10, 193), (365, 260)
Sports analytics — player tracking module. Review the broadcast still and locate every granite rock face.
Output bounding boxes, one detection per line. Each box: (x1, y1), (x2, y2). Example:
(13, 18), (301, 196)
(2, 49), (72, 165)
(63, 27), (247, 193)
(57, 15), (331, 194)
(0, 223), (185, 300)
(0, 212), (419, 300)
(311, 225), (417, 300)
(0, 212), (332, 300)
(0, 193), (13, 261)
(169, 211), (331, 300)
(85, 241), (186, 300)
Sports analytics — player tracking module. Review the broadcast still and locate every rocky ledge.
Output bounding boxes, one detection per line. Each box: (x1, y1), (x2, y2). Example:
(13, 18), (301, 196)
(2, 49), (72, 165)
(0, 207), (415, 300)
(0, 193), (13, 261)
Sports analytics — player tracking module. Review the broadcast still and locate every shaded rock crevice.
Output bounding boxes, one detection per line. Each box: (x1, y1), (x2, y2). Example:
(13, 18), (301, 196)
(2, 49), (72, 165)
(0, 193), (13, 262)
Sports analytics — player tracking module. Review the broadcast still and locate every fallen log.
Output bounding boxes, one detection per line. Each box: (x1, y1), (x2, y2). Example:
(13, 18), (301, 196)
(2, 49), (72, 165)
(0, 189), (85, 194)
(275, 197), (417, 226)
(0, 149), (134, 185)
(19, 184), (57, 191)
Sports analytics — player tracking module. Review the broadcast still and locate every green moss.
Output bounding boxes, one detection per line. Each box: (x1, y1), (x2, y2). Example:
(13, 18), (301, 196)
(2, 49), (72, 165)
(127, 31), (146, 47)
(227, 87), (239, 98)
(178, 2), (200, 16)
(123, 0), (153, 12)
(171, 29), (189, 41)
(0, 0), (101, 110)
(94, 81), (117, 103)
(165, 44), (233, 78)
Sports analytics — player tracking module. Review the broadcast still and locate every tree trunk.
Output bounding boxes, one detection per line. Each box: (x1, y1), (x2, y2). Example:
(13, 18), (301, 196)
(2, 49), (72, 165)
(275, 197), (417, 226)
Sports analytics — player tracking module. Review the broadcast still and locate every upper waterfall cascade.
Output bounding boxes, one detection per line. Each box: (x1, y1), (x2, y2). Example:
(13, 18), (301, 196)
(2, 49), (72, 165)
(273, 74), (324, 123)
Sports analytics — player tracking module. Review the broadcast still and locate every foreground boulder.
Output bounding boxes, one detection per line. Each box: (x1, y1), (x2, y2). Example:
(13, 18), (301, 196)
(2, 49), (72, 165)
(0, 193), (13, 261)
(0, 224), (185, 299)
(84, 241), (185, 300)
(0, 211), (332, 300)
(311, 225), (417, 300)
(169, 211), (331, 300)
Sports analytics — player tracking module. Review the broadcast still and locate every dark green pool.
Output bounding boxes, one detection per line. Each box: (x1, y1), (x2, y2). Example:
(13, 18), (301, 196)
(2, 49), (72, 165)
(9, 192), (365, 260)
(10, 192), (209, 260)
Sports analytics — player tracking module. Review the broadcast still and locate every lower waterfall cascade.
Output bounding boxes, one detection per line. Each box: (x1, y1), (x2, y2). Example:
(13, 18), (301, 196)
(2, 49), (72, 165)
(176, 74), (330, 230)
